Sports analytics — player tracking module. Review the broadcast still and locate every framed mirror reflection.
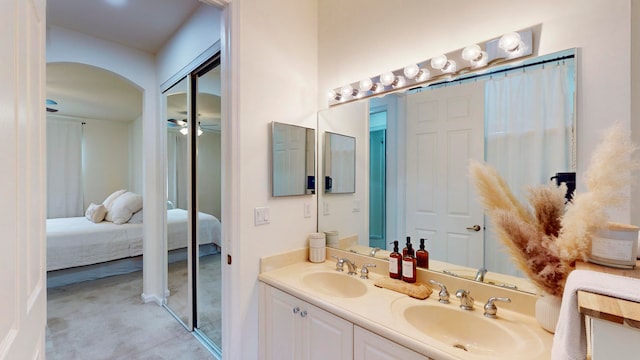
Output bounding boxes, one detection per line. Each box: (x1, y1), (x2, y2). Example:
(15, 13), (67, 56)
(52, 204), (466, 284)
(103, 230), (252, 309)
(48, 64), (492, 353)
(271, 122), (316, 197)
(317, 49), (577, 294)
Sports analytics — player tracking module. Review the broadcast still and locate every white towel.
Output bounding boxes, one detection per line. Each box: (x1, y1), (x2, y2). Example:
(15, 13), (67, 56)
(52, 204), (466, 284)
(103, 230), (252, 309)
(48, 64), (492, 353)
(551, 269), (640, 360)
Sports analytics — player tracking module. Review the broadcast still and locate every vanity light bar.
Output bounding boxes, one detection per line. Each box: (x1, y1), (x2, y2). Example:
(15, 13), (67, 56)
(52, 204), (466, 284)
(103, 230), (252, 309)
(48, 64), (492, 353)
(328, 28), (534, 106)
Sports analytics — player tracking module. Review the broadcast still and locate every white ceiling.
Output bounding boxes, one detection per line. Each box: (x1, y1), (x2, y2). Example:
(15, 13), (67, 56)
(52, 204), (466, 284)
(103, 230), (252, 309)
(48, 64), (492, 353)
(46, 0), (206, 123)
(47, 0), (202, 54)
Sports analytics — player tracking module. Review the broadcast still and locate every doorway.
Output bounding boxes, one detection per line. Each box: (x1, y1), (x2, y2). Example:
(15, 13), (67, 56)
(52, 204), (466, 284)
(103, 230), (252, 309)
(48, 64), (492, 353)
(369, 110), (387, 249)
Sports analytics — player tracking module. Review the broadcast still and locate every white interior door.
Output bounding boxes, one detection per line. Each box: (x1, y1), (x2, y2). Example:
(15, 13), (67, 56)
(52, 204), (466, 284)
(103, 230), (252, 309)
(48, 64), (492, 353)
(0, 0), (47, 358)
(405, 82), (484, 268)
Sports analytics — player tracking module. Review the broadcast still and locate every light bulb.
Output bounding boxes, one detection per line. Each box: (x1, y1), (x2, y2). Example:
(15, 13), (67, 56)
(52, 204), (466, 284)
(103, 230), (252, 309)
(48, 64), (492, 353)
(328, 89), (341, 101)
(441, 59), (457, 73)
(499, 32), (522, 52)
(403, 64), (420, 79)
(380, 72), (395, 86)
(180, 127), (188, 135)
(416, 68), (431, 82)
(371, 82), (384, 93)
(462, 44), (482, 62)
(430, 55), (448, 70)
(392, 75), (406, 89)
(359, 78), (373, 92)
(341, 85), (354, 97)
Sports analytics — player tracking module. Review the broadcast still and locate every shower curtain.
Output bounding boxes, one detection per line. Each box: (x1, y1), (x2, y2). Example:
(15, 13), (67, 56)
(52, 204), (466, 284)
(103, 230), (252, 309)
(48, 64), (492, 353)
(484, 60), (575, 277)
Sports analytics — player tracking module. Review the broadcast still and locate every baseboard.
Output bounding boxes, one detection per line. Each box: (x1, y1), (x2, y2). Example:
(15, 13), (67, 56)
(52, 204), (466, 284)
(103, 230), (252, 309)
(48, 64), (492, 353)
(141, 292), (163, 305)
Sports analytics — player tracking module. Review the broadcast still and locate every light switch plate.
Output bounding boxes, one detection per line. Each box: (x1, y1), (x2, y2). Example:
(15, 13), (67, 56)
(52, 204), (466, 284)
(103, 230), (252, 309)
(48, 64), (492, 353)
(254, 207), (270, 225)
(304, 202), (311, 218)
(352, 199), (360, 213)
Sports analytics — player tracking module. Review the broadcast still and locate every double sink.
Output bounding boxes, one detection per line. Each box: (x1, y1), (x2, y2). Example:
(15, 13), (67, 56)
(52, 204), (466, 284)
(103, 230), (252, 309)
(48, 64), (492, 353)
(260, 258), (552, 359)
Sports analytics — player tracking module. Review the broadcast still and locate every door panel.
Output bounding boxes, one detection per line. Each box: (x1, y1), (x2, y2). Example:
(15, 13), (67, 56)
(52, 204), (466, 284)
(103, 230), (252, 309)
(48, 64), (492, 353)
(406, 82), (484, 268)
(0, 0), (47, 358)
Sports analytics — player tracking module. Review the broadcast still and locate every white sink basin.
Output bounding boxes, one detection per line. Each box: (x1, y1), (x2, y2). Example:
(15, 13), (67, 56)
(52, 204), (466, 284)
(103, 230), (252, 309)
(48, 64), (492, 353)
(403, 304), (516, 355)
(302, 272), (368, 298)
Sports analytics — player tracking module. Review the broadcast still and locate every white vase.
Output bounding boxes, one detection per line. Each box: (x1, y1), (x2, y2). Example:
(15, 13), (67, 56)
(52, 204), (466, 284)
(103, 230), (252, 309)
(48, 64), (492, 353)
(535, 294), (562, 333)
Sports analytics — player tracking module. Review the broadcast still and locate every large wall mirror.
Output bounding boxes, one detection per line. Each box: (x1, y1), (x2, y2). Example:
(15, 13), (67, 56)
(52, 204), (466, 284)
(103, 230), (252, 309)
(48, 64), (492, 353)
(317, 49), (577, 294)
(271, 122), (316, 197)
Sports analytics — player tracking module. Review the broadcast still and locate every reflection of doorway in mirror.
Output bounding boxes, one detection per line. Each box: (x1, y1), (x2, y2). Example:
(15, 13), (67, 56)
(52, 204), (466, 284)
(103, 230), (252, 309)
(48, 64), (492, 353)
(369, 110), (387, 249)
(405, 82), (485, 269)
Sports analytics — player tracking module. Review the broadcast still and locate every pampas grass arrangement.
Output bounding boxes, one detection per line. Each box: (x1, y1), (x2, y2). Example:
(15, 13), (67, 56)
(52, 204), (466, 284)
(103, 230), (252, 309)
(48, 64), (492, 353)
(469, 124), (637, 296)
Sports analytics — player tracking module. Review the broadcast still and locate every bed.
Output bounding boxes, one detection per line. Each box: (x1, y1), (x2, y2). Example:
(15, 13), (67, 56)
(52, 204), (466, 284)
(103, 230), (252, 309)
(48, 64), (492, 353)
(47, 208), (221, 272)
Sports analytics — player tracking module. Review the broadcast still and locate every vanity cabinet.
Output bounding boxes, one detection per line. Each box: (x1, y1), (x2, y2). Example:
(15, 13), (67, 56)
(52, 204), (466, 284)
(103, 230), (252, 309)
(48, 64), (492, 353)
(260, 284), (353, 360)
(354, 326), (431, 360)
(260, 283), (433, 360)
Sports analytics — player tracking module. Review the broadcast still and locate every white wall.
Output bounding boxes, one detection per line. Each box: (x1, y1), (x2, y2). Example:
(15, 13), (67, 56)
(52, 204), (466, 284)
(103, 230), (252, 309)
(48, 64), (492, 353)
(224, 0), (318, 358)
(129, 116), (143, 195)
(318, 0), (633, 224)
(82, 118), (130, 207)
(156, 4), (223, 86)
(198, 131), (222, 219)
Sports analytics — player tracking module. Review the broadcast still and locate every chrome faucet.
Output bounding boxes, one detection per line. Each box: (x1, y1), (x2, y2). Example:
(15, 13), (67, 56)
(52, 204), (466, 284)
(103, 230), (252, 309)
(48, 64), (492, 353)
(369, 247), (381, 257)
(483, 297), (511, 318)
(475, 268), (488, 282)
(429, 280), (450, 304)
(455, 289), (474, 310)
(331, 256), (358, 275)
(360, 264), (376, 279)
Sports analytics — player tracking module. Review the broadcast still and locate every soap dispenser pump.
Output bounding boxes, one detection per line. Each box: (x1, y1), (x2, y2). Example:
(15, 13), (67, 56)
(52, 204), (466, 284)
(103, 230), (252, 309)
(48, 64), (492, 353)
(389, 240), (402, 280)
(416, 238), (429, 269)
(402, 236), (412, 257)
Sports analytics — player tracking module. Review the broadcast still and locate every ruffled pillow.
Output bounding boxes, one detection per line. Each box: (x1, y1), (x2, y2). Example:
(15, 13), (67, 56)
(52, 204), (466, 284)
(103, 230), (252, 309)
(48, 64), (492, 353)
(102, 189), (126, 212)
(105, 192), (143, 224)
(85, 203), (107, 223)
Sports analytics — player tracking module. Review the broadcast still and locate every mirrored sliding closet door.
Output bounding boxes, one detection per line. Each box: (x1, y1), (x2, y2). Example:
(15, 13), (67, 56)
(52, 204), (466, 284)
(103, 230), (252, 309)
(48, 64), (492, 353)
(163, 53), (223, 355)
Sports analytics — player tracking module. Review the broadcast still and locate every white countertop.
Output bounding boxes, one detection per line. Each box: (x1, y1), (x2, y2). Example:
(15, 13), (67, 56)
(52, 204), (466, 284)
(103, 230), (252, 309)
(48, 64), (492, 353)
(258, 255), (553, 360)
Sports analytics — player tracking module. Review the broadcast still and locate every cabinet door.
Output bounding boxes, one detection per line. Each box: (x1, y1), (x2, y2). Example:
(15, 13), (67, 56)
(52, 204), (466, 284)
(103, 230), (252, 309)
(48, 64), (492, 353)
(354, 326), (430, 360)
(302, 301), (353, 360)
(261, 284), (300, 360)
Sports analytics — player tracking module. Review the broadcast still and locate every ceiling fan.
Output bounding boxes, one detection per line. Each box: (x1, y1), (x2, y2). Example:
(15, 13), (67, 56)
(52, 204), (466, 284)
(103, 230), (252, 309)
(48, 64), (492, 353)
(46, 99), (59, 113)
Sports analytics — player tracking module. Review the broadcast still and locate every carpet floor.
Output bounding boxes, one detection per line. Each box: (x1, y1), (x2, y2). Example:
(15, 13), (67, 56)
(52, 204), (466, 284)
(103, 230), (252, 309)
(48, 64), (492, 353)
(46, 259), (220, 360)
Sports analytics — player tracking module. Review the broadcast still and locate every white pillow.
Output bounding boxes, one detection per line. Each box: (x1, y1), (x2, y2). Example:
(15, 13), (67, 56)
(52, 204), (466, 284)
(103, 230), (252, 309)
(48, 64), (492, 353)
(102, 189), (127, 211)
(128, 208), (143, 224)
(105, 192), (143, 224)
(85, 203), (106, 223)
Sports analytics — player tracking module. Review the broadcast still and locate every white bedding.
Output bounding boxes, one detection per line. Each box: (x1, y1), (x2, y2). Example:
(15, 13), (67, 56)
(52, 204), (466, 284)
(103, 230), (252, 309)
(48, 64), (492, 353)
(47, 208), (221, 271)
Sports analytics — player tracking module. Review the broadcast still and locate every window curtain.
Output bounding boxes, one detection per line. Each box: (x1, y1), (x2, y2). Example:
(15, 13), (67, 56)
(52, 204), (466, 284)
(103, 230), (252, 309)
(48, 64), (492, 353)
(484, 60), (575, 277)
(167, 131), (188, 210)
(47, 119), (84, 218)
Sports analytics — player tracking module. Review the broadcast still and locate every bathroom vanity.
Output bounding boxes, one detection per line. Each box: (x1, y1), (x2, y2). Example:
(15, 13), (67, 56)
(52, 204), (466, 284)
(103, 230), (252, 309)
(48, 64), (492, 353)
(258, 248), (553, 360)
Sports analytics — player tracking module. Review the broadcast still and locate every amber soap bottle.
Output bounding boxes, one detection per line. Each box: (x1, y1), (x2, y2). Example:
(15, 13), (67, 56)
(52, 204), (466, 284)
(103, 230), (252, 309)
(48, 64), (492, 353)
(402, 243), (417, 283)
(389, 240), (402, 280)
(416, 238), (429, 269)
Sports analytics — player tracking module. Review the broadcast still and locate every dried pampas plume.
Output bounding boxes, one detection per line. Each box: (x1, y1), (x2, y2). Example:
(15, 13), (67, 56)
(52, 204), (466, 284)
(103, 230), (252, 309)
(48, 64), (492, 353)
(469, 123), (638, 295)
(556, 123), (639, 263)
(469, 161), (569, 296)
